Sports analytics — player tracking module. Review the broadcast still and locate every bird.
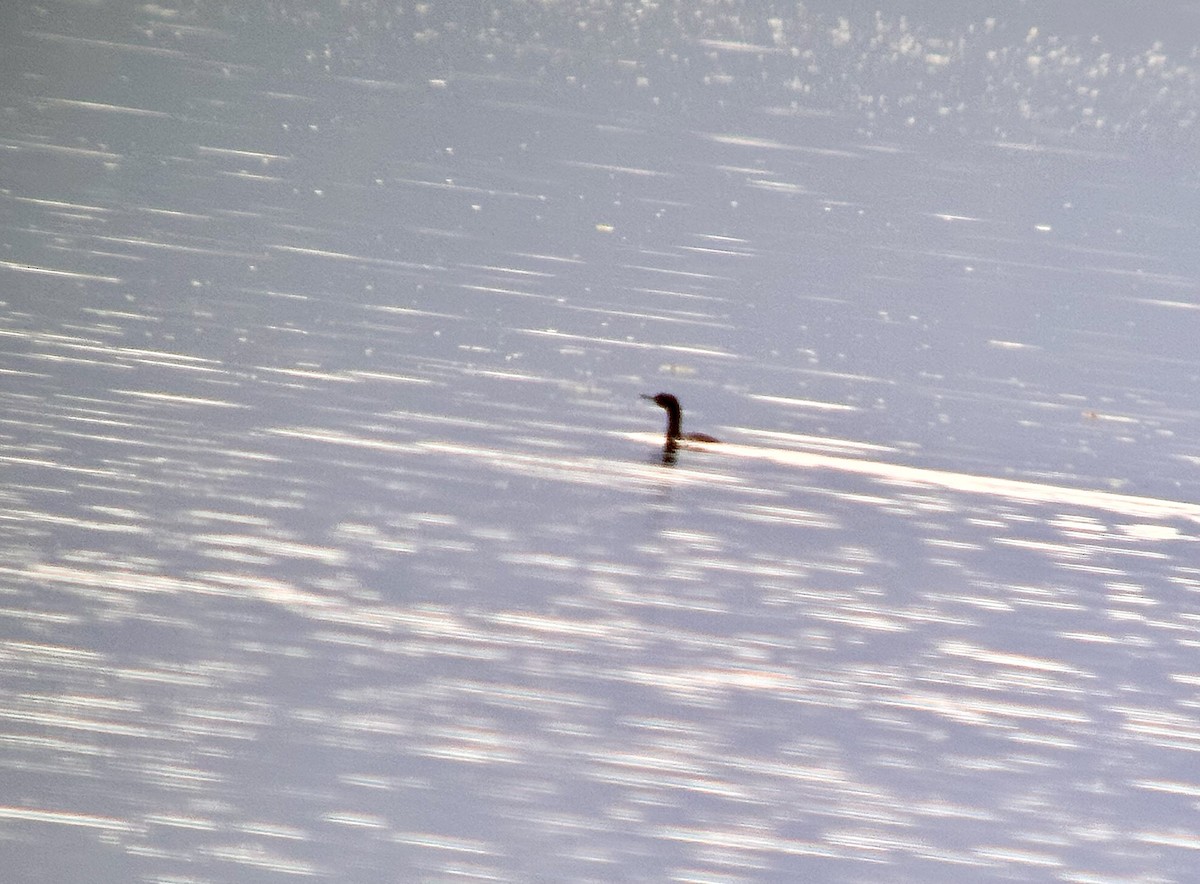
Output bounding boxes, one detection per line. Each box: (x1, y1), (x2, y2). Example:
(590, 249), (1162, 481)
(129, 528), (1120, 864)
(641, 393), (720, 445)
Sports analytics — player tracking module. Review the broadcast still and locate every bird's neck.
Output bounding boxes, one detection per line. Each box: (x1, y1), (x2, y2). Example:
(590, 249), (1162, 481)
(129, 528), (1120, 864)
(665, 407), (682, 439)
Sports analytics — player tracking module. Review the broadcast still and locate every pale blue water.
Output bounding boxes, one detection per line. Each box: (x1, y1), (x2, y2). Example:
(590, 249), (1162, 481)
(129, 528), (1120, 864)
(2, 3), (1199, 881)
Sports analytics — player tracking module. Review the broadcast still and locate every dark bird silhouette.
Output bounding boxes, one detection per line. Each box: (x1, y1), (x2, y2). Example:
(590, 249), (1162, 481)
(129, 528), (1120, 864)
(642, 392), (719, 464)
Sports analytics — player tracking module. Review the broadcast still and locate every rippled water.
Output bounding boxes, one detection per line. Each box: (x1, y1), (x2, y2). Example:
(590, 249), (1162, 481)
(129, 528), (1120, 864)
(3, 3), (1200, 881)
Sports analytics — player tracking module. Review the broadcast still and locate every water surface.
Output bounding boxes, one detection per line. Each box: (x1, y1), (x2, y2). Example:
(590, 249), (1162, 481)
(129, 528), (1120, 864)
(2, 3), (1200, 881)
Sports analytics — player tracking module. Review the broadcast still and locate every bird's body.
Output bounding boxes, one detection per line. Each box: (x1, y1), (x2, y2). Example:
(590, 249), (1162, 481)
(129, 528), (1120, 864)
(641, 393), (720, 444)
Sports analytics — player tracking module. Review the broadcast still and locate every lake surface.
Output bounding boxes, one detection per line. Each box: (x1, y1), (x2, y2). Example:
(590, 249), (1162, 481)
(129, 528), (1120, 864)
(2, 3), (1200, 881)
